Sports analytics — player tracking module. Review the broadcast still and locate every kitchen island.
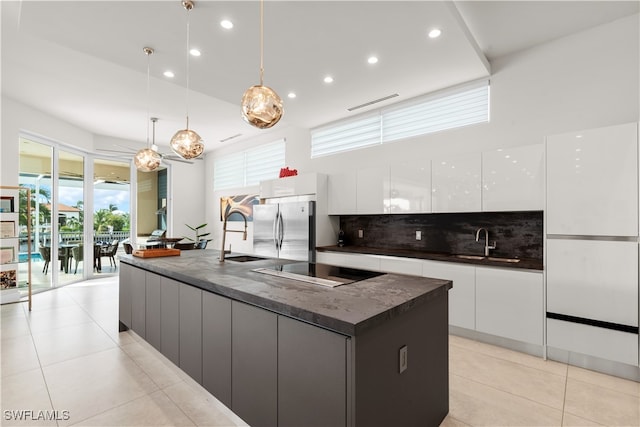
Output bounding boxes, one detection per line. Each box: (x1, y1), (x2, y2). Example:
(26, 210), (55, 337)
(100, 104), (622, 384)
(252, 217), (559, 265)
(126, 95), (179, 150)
(119, 250), (452, 427)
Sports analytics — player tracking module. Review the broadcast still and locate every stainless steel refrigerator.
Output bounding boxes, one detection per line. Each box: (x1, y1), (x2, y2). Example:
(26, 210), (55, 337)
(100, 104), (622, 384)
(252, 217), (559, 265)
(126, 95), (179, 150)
(253, 200), (315, 261)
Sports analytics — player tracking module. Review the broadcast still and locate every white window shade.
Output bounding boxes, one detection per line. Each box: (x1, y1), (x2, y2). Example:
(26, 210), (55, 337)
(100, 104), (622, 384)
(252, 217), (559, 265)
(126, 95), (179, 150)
(382, 80), (489, 142)
(311, 114), (381, 158)
(310, 79), (489, 158)
(213, 139), (285, 190)
(245, 140), (286, 185)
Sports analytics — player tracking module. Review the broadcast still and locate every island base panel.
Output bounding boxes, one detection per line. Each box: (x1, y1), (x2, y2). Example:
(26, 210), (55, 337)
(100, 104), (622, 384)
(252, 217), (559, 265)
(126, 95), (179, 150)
(354, 291), (449, 427)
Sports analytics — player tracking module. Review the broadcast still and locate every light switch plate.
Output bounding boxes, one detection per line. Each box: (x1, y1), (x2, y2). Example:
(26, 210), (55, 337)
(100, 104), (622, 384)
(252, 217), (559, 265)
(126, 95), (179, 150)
(399, 345), (408, 373)
(358, 229), (364, 238)
(416, 230), (422, 240)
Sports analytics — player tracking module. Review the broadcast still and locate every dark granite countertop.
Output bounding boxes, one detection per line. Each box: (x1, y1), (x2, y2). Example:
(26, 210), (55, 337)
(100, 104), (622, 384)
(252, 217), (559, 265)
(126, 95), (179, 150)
(317, 245), (543, 271)
(119, 250), (451, 337)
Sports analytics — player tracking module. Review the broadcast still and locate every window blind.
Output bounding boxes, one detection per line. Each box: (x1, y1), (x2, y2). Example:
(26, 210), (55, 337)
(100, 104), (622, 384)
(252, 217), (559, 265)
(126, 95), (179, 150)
(213, 139), (285, 190)
(310, 79), (489, 158)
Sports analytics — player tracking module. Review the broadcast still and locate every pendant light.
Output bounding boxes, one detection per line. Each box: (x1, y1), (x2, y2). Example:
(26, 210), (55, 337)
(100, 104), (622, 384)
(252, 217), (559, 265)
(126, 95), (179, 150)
(170, 0), (204, 160)
(134, 47), (162, 172)
(240, 0), (283, 129)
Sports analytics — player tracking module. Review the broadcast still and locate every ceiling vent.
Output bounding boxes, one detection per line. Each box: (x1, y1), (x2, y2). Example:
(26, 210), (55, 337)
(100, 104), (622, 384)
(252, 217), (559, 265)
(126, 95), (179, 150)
(347, 93), (399, 111)
(220, 133), (243, 143)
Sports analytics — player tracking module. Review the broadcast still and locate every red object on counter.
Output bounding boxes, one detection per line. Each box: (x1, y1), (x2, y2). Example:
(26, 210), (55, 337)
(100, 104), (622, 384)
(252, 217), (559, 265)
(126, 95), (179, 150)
(279, 167), (298, 178)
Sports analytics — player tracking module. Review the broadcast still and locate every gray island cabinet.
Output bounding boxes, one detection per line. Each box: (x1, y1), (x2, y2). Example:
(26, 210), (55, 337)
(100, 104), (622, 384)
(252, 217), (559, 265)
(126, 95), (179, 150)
(119, 251), (452, 427)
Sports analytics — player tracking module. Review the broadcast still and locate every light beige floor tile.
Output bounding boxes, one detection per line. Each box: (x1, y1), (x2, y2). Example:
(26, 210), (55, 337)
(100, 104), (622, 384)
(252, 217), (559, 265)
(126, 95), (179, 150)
(29, 289), (79, 311)
(562, 412), (604, 426)
(564, 377), (640, 427)
(568, 365), (640, 397)
(163, 381), (249, 427)
(450, 334), (568, 377)
(121, 340), (184, 389)
(0, 313), (32, 340)
(43, 347), (159, 426)
(31, 321), (116, 366)
(1, 334), (40, 377)
(26, 304), (94, 334)
(449, 374), (563, 426)
(1, 302), (26, 319)
(439, 414), (472, 427)
(70, 390), (196, 427)
(0, 368), (57, 426)
(450, 343), (567, 409)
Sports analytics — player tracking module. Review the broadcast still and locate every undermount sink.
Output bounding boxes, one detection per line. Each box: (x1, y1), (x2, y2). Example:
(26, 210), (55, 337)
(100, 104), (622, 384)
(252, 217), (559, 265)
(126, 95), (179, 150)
(225, 255), (268, 262)
(487, 257), (521, 263)
(453, 254), (485, 260)
(452, 254), (521, 263)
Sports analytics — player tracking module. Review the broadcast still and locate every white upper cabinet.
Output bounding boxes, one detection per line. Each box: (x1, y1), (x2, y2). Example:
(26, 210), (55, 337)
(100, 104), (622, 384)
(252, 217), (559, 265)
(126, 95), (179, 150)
(259, 173), (321, 199)
(389, 161), (431, 213)
(356, 166), (390, 214)
(546, 122), (638, 236)
(482, 144), (544, 211)
(432, 153), (482, 213)
(328, 172), (357, 215)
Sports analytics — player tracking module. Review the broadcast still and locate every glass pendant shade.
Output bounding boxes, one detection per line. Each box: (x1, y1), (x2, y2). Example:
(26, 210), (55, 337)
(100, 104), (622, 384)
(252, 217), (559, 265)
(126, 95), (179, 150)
(241, 84), (283, 129)
(170, 128), (204, 159)
(134, 148), (162, 172)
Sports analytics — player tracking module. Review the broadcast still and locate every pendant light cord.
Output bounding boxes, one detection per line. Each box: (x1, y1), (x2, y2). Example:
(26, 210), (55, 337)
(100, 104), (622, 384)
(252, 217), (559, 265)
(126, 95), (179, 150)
(185, 3), (191, 129)
(259, 0), (264, 85)
(144, 47), (153, 148)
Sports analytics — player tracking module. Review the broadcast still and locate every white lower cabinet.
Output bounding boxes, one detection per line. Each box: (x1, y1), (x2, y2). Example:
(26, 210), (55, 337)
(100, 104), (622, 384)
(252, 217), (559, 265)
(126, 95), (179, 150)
(547, 318), (638, 366)
(475, 268), (544, 345)
(316, 251), (381, 271)
(377, 255), (423, 276)
(422, 260), (475, 330)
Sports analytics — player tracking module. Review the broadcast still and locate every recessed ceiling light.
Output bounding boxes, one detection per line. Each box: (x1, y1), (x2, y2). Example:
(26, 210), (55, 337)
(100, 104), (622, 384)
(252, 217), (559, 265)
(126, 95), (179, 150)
(190, 48), (201, 57)
(324, 76), (334, 83)
(287, 92), (296, 99)
(163, 70), (175, 78)
(220, 19), (233, 29)
(367, 56), (378, 64)
(428, 28), (442, 38)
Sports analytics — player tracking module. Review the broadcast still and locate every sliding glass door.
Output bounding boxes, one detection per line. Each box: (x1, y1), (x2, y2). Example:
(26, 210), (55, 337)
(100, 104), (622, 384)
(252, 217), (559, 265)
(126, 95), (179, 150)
(19, 136), (132, 291)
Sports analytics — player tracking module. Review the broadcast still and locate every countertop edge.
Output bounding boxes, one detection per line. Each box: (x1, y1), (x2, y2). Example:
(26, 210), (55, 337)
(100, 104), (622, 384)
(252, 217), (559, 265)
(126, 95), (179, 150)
(317, 245), (544, 271)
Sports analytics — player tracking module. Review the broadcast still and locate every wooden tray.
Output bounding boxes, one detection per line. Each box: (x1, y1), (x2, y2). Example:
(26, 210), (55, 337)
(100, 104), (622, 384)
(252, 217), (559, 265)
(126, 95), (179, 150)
(132, 248), (180, 258)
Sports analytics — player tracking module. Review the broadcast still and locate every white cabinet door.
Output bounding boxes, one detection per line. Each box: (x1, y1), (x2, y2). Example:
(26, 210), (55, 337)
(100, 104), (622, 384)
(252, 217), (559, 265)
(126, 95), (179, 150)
(422, 260), (476, 330)
(376, 255), (423, 276)
(482, 144), (544, 211)
(389, 161), (431, 213)
(546, 122), (638, 236)
(328, 172), (357, 215)
(316, 251), (381, 271)
(432, 153), (481, 213)
(547, 239), (638, 327)
(547, 318), (638, 366)
(475, 268), (543, 345)
(259, 173), (319, 198)
(356, 166), (390, 214)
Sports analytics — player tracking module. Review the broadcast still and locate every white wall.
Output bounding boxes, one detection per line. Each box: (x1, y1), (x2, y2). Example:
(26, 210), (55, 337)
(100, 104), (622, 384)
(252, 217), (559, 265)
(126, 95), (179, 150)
(1, 97), (95, 186)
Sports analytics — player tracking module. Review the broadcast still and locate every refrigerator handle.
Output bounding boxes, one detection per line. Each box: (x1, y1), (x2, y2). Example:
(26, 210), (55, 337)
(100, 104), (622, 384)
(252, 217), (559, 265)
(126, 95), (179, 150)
(278, 211), (285, 248)
(273, 212), (280, 251)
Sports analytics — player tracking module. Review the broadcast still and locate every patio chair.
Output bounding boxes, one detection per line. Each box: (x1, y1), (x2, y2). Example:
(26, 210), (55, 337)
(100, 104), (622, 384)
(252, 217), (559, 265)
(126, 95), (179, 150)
(101, 240), (119, 268)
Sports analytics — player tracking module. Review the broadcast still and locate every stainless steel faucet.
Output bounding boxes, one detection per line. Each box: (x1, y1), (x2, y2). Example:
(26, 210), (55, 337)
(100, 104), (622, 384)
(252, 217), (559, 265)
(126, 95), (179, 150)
(475, 228), (496, 256)
(219, 210), (248, 262)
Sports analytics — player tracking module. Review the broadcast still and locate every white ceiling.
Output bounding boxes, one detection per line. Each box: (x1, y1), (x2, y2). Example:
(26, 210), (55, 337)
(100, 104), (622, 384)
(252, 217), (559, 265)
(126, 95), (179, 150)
(2, 1), (638, 154)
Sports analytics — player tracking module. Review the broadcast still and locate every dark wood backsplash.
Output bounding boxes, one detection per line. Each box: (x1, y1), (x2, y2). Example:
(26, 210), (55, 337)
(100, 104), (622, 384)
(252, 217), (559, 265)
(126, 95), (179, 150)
(339, 211), (543, 260)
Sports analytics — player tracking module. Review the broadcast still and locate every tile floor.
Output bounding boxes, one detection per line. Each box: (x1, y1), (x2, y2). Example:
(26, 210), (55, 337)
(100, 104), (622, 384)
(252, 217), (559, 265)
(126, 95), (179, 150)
(1, 277), (639, 426)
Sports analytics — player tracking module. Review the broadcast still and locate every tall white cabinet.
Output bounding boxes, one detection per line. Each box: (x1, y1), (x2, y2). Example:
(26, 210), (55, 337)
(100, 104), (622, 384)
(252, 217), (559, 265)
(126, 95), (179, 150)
(546, 122), (639, 368)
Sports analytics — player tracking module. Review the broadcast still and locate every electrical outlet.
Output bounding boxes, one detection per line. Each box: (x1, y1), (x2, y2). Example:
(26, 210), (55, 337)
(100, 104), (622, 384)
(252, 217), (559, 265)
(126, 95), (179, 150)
(416, 230), (422, 240)
(358, 229), (364, 238)
(399, 345), (408, 373)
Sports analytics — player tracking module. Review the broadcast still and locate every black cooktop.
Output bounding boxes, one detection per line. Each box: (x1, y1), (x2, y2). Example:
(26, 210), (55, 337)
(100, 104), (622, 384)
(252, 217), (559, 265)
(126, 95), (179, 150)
(254, 262), (385, 287)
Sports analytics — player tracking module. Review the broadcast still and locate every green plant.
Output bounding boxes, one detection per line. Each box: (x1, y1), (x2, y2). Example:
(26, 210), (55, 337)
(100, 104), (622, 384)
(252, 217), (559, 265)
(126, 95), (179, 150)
(184, 223), (212, 242)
